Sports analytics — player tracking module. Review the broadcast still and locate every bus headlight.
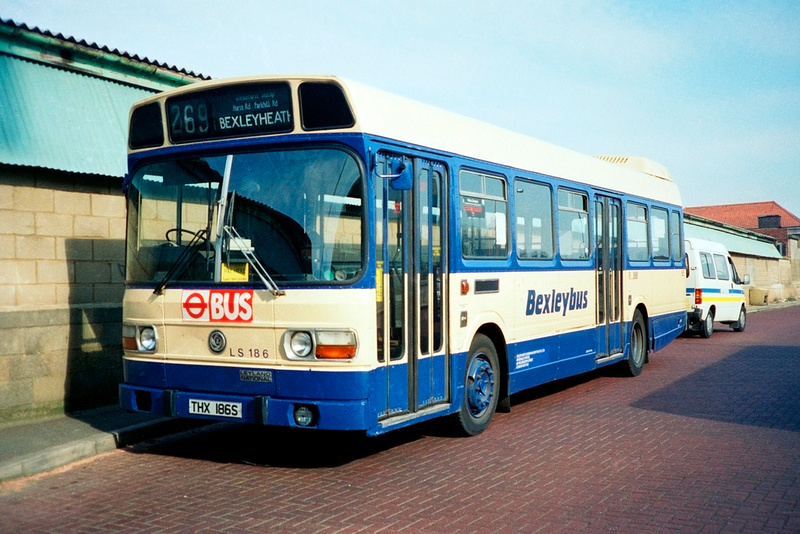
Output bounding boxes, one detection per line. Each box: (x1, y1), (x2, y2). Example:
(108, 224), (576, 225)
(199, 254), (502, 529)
(139, 326), (157, 351)
(122, 324), (157, 353)
(289, 331), (313, 358)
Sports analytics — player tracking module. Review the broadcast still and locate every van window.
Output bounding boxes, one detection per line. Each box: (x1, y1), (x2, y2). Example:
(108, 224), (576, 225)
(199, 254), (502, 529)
(700, 252), (715, 279)
(727, 257), (743, 284)
(713, 254), (730, 280)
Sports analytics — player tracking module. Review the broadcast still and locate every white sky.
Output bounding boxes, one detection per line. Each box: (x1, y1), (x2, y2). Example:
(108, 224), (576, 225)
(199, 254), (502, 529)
(3, 0), (800, 217)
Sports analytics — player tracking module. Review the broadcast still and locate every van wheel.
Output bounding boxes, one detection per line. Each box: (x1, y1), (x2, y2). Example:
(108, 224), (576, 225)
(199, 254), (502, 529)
(700, 310), (714, 339)
(732, 306), (746, 332)
(621, 310), (646, 377)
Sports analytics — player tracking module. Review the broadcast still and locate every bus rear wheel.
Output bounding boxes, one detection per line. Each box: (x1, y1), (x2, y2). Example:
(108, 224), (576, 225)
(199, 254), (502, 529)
(451, 334), (499, 436)
(622, 310), (646, 377)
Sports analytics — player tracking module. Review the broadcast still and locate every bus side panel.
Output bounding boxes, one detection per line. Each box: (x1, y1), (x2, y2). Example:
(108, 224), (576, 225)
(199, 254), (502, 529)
(386, 362), (407, 413)
(506, 328), (597, 395)
(625, 266), (686, 349)
(650, 309), (686, 352)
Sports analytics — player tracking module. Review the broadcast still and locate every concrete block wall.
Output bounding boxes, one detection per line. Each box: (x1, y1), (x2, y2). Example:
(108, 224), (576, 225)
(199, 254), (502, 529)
(0, 165), (126, 422)
(734, 254), (797, 305)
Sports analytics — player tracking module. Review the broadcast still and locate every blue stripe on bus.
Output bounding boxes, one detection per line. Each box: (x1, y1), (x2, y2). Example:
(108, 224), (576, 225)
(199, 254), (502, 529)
(121, 309), (685, 434)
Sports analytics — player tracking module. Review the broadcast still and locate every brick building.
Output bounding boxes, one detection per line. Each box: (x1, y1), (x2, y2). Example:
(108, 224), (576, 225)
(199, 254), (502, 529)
(685, 201), (800, 258)
(0, 20), (204, 422)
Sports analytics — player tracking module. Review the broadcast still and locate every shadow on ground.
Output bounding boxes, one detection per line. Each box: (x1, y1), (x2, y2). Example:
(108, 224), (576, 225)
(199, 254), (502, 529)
(123, 368), (616, 469)
(633, 345), (800, 432)
(125, 421), (426, 469)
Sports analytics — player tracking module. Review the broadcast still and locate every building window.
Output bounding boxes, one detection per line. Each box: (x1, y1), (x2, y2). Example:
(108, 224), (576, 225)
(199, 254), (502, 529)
(758, 215), (781, 229)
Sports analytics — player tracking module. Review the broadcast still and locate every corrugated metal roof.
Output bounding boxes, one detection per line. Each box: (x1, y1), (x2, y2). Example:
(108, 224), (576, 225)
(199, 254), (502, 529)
(685, 219), (783, 259)
(1, 19), (208, 82)
(0, 53), (156, 177)
(0, 18), (207, 178)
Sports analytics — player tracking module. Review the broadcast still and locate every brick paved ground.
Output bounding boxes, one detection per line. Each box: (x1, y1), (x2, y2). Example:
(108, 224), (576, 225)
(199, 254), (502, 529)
(1, 306), (799, 533)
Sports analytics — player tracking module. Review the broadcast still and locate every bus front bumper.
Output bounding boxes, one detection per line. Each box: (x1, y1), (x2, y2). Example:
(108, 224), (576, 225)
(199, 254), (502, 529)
(119, 383), (372, 431)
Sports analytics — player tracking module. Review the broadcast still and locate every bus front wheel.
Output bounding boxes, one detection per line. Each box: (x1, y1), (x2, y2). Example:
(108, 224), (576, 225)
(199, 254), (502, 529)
(451, 334), (499, 436)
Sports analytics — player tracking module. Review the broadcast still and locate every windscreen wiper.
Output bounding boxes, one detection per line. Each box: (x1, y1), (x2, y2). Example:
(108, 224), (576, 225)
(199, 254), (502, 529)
(223, 224), (285, 297)
(153, 228), (208, 295)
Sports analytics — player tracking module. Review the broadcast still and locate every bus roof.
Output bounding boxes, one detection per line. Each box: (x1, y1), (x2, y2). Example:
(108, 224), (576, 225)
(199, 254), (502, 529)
(342, 77), (681, 206)
(131, 75), (682, 207)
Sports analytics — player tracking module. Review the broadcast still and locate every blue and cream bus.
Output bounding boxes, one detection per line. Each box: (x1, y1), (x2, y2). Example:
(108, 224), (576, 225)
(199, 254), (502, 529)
(119, 75), (685, 436)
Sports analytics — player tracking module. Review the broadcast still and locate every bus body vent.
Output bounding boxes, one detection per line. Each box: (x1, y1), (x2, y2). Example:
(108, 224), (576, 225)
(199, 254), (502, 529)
(594, 155), (673, 181)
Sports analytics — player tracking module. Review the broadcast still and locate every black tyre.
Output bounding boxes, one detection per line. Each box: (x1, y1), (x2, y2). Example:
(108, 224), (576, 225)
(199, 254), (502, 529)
(451, 334), (499, 436)
(732, 306), (747, 332)
(700, 309), (714, 339)
(622, 310), (647, 377)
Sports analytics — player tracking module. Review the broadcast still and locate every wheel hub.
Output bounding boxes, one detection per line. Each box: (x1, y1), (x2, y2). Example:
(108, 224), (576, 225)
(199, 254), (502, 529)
(466, 356), (495, 416)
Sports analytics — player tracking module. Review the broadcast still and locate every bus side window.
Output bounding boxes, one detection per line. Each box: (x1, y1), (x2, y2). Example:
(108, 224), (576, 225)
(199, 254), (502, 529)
(651, 207), (670, 261)
(670, 210), (683, 262)
(514, 179), (553, 260)
(459, 170), (508, 258)
(626, 202), (649, 262)
(557, 189), (588, 260)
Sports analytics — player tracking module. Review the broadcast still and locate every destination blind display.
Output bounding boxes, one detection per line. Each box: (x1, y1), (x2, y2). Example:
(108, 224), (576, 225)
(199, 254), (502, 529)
(166, 82), (293, 143)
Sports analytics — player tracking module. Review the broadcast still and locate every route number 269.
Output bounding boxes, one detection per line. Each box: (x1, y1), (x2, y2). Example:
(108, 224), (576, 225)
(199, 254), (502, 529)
(170, 103), (209, 135)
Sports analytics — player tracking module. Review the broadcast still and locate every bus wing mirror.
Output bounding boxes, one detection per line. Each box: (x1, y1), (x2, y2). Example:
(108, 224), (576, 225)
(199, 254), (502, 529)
(742, 274), (750, 285)
(391, 162), (412, 190)
(374, 159), (412, 190)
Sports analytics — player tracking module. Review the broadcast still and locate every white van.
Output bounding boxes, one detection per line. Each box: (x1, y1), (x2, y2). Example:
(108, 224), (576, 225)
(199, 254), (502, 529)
(685, 238), (749, 338)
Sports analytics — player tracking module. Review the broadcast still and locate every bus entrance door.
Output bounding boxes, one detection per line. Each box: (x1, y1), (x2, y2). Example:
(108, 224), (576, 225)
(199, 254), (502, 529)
(595, 196), (623, 359)
(376, 154), (448, 420)
(413, 160), (447, 411)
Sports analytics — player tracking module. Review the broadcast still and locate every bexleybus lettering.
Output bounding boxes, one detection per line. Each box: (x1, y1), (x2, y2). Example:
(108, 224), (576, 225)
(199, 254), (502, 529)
(525, 288), (589, 316)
